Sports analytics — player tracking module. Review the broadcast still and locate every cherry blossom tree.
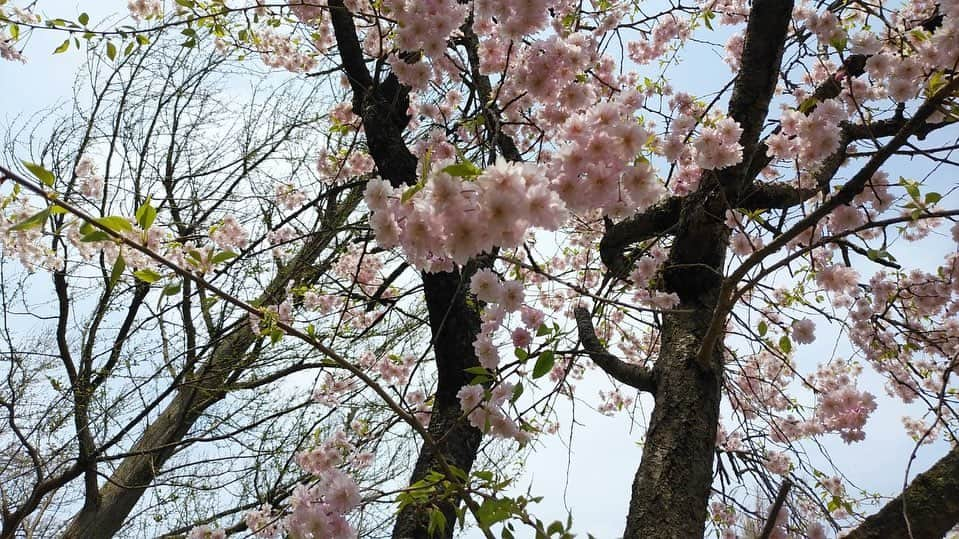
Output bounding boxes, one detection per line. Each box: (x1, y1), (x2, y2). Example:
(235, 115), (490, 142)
(2, 0), (959, 538)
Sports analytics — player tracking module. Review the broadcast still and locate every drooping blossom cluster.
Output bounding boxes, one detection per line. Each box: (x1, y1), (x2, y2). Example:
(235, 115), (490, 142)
(128, 0), (163, 21)
(767, 359), (877, 444)
(626, 14), (692, 64)
(692, 117), (744, 171)
(257, 30), (317, 73)
(765, 99), (847, 173)
(210, 215), (249, 251)
(551, 92), (668, 217)
(0, 30), (25, 63)
(456, 381), (529, 442)
(0, 201), (62, 271)
(237, 431), (364, 539)
(384, 0), (467, 61)
(364, 158), (565, 271)
(275, 183), (308, 211)
(790, 318), (816, 344)
(74, 156), (104, 199)
(661, 96), (745, 193)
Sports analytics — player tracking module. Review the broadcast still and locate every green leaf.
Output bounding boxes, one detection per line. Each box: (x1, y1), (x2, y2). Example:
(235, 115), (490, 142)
(514, 347), (528, 361)
(532, 350), (556, 379)
(53, 39), (70, 54)
(511, 382), (524, 403)
(162, 282), (182, 296)
(474, 470), (494, 481)
(109, 255), (125, 288)
(798, 97), (818, 114)
(464, 366), (490, 375)
(779, 335), (792, 354)
(78, 13), (90, 25)
(536, 324), (551, 337)
(427, 506), (447, 537)
(211, 250), (238, 265)
(106, 41), (117, 60)
(476, 498), (513, 527)
(400, 180), (425, 203)
(829, 36), (847, 52)
(133, 268), (162, 283)
(9, 23), (19, 40)
(470, 375), (491, 385)
(175, 0), (196, 7)
(9, 208), (51, 231)
(136, 34), (150, 46)
(758, 320), (768, 337)
(447, 464), (468, 481)
(80, 230), (112, 242)
(925, 192), (942, 205)
(441, 160), (483, 179)
(22, 161), (55, 187)
(135, 196), (157, 229)
(97, 216), (133, 234)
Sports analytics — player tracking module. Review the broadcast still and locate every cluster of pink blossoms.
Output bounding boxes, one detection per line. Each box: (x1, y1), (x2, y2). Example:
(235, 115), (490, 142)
(628, 253), (680, 311)
(257, 30), (318, 73)
(661, 95), (745, 193)
(457, 382), (529, 442)
(127, 0), (162, 21)
(0, 5), (37, 62)
(626, 14), (692, 64)
(692, 117), (744, 171)
(275, 183), (308, 211)
(364, 158), (565, 271)
(766, 99), (847, 173)
(0, 30), (24, 63)
(769, 360), (878, 444)
(0, 201), (62, 271)
(74, 156), (104, 199)
(551, 92), (669, 217)
(469, 268), (545, 370)
(236, 431), (364, 538)
(210, 215), (249, 252)
(384, 0), (467, 61)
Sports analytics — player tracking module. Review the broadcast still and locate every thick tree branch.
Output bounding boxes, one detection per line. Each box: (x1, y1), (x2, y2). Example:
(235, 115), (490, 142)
(599, 196), (681, 276)
(845, 444), (959, 539)
(723, 0), (794, 195)
(328, 0), (417, 187)
(573, 307), (657, 394)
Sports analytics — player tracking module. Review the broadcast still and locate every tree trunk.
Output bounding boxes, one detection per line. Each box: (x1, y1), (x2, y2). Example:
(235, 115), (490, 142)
(623, 187), (728, 538)
(621, 1), (793, 535)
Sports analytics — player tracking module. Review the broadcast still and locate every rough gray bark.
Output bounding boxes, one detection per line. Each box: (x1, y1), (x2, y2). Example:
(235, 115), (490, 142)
(845, 444), (959, 539)
(618, 1), (794, 537)
(60, 191), (361, 539)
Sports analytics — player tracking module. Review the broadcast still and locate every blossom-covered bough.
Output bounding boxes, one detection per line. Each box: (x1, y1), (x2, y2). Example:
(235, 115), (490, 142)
(3, 0), (959, 538)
